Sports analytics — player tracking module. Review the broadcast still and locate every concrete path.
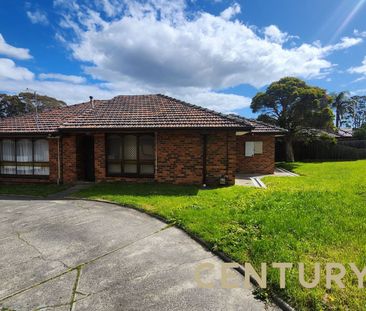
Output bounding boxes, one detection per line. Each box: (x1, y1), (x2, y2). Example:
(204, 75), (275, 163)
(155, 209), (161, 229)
(236, 167), (298, 188)
(0, 198), (279, 311)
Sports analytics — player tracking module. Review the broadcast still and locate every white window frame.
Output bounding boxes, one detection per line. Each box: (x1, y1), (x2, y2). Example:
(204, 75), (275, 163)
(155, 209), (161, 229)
(245, 141), (263, 157)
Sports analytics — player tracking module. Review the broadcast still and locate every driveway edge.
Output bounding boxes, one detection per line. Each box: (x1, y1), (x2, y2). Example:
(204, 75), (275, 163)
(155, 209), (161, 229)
(68, 197), (295, 311)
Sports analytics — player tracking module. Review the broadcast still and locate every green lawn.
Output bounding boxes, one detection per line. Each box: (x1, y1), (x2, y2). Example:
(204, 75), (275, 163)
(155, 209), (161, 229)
(75, 160), (366, 311)
(0, 183), (69, 197)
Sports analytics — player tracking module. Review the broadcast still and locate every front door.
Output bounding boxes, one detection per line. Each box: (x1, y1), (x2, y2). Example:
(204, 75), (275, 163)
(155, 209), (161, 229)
(81, 135), (95, 181)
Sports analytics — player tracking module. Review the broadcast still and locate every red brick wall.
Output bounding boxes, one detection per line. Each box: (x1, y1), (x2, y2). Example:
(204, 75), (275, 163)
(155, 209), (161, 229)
(93, 130), (236, 185)
(156, 130), (203, 184)
(62, 135), (78, 183)
(48, 138), (59, 183)
(236, 134), (275, 174)
(206, 131), (236, 185)
(94, 133), (106, 181)
(156, 130), (236, 185)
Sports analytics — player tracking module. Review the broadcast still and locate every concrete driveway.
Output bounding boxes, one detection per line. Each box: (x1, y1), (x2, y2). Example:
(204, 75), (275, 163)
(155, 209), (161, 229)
(0, 198), (278, 311)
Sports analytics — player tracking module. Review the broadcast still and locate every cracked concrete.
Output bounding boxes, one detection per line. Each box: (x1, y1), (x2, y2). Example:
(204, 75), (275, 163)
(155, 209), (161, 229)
(0, 198), (279, 311)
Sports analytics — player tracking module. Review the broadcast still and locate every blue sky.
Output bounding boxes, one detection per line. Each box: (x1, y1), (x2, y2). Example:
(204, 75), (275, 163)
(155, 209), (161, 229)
(0, 0), (365, 117)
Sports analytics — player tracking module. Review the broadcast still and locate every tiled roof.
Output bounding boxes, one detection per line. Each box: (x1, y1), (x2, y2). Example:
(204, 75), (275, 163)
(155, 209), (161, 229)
(227, 115), (287, 134)
(337, 128), (353, 138)
(0, 101), (104, 134)
(0, 95), (251, 134)
(247, 119), (287, 134)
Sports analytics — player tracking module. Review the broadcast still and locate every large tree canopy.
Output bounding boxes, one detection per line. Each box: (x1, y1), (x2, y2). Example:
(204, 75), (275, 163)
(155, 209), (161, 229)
(0, 92), (66, 118)
(251, 77), (334, 161)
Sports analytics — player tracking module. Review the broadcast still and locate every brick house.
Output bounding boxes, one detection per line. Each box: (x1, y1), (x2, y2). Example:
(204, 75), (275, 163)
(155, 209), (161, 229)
(0, 95), (285, 186)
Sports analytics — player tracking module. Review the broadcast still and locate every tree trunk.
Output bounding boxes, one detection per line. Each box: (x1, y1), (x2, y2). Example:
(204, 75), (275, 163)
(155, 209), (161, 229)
(285, 136), (295, 162)
(336, 110), (340, 128)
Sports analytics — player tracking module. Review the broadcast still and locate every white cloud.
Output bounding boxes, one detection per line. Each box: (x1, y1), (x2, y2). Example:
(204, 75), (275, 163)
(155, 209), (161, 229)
(325, 36), (363, 52)
(354, 29), (366, 38)
(26, 9), (49, 25)
(180, 90), (251, 112)
(264, 25), (289, 44)
(1, 0), (364, 114)
(39, 73), (86, 84)
(0, 58), (34, 80)
(349, 57), (366, 75)
(220, 3), (241, 20)
(0, 34), (32, 60)
(0, 78), (118, 104)
(351, 88), (366, 95)
(55, 0), (362, 92)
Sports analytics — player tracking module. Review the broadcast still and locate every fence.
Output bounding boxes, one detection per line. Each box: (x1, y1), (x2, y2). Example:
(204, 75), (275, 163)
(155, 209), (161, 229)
(275, 139), (366, 161)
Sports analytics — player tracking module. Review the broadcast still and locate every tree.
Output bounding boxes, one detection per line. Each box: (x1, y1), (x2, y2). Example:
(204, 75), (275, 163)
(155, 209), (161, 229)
(251, 77), (334, 162)
(353, 124), (366, 140)
(331, 91), (353, 128)
(0, 92), (66, 118)
(350, 96), (366, 129)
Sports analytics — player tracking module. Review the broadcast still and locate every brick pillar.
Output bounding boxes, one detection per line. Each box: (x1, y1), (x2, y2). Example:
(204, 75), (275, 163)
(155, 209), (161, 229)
(48, 138), (59, 183)
(226, 131), (237, 185)
(62, 135), (77, 183)
(94, 133), (106, 182)
(205, 131), (236, 186)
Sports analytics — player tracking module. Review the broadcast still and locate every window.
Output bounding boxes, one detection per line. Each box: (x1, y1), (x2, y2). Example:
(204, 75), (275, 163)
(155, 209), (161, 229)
(106, 134), (155, 177)
(245, 141), (263, 157)
(0, 138), (49, 176)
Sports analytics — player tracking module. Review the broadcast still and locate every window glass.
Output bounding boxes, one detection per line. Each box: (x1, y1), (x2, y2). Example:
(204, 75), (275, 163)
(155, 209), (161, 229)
(107, 135), (122, 160)
(124, 163), (137, 174)
(0, 139), (49, 176)
(34, 165), (49, 175)
(106, 134), (155, 177)
(140, 164), (154, 175)
(2, 139), (15, 161)
(17, 164), (33, 175)
(0, 165), (16, 175)
(254, 141), (263, 154)
(107, 163), (121, 175)
(245, 141), (255, 157)
(139, 135), (154, 160)
(34, 139), (49, 162)
(17, 139), (32, 162)
(124, 135), (137, 160)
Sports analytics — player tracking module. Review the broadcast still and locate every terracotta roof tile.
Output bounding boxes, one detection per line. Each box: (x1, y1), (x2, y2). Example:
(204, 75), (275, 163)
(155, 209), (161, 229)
(227, 115), (287, 134)
(0, 95), (251, 134)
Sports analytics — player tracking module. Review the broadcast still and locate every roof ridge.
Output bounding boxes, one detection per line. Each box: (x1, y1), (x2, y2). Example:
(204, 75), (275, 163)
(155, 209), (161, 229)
(60, 100), (105, 126)
(248, 119), (286, 131)
(156, 94), (253, 128)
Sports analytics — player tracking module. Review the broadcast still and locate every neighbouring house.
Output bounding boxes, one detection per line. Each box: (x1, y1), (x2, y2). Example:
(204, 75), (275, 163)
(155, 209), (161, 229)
(0, 94), (285, 186)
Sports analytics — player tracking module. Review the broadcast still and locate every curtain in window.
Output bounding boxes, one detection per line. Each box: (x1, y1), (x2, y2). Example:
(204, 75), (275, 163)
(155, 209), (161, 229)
(0, 138), (50, 176)
(2, 139), (15, 161)
(124, 135), (137, 173)
(107, 135), (122, 174)
(139, 135), (154, 160)
(139, 135), (154, 174)
(124, 135), (137, 160)
(17, 139), (32, 162)
(16, 139), (33, 175)
(0, 139), (16, 174)
(34, 139), (49, 175)
(106, 134), (155, 176)
(107, 135), (122, 160)
(34, 139), (49, 161)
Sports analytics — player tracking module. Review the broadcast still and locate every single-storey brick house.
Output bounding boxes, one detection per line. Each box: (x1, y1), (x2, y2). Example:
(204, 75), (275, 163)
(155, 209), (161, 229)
(0, 94), (285, 186)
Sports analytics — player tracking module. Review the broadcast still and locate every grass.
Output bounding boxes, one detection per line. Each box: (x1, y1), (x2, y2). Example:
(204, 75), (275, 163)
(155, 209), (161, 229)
(0, 183), (70, 197)
(74, 160), (366, 311)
